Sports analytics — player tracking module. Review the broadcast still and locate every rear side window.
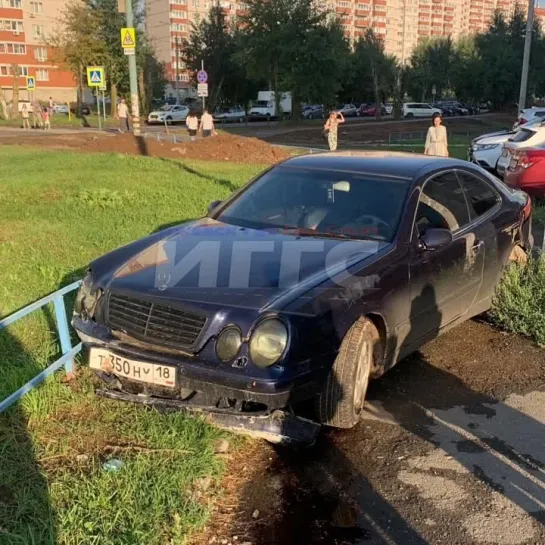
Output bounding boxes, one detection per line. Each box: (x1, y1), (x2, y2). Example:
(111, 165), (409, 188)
(509, 129), (534, 142)
(535, 111), (545, 118)
(457, 171), (499, 219)
(416, 171), (470, 234)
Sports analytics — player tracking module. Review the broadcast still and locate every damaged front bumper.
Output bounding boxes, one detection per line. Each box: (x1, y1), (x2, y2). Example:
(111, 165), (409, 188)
(96, 388), (320, 445)
(74, 317), (322, 445)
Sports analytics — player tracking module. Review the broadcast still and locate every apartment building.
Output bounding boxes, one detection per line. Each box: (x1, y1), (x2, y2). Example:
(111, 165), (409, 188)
(146, 0), (527, 96)
(0, 0), (76, 102)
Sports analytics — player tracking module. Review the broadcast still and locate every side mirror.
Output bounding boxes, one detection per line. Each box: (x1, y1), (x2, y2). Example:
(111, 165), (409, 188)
(420, 228), (452, 251)
(207, 200), (222, 216)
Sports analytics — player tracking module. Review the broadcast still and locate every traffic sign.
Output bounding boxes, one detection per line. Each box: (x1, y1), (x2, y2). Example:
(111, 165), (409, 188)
(197, 83), (208, 97)
(121, 27), (136, 49)
(25, 76), (36, 90)
(197, 70), (208, 84)
(86, 66), (105, 87)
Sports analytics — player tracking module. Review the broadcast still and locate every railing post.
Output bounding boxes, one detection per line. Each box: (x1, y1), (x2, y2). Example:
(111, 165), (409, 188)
(53, 295), (73, 373)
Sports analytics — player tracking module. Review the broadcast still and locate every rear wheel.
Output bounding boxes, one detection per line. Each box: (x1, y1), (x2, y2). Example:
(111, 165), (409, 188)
(406, 112), (414, 119)
(315, 317), (380, 429)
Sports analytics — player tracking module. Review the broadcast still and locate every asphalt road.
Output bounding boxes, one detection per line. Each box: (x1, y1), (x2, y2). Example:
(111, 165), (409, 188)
(193, 320), (545, 545)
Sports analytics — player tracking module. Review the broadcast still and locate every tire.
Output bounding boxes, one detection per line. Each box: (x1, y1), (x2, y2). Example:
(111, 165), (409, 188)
(315, 317), (380, 429)
(406, 112), (414, 119)
(166, 116), (173, 125)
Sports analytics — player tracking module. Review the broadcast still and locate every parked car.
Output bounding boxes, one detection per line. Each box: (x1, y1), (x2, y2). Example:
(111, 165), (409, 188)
(403, 103), (442, 119)
(358, 103), (386, 117)
(302, 105), (324, 119)
(384, 103), (393, 115)
(504, 144), (545, 197)
(213, 106), (245, 123)
(496, 123), (545, 177)
(72, 152), (532, 444)
(434, 101), (469, 116)
(469, 116), (545, 172)
(516, 107), (545, 126)
(338, 104), (358, 117)
(147, 104), (189, 124)
(53, 104), (70, 114)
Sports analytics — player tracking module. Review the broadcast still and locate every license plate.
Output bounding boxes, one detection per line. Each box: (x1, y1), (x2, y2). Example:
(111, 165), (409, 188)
(89, 348), (176, 388)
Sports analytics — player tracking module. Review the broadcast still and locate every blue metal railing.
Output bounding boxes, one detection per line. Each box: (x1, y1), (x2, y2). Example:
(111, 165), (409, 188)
(0, 280), (83, 412)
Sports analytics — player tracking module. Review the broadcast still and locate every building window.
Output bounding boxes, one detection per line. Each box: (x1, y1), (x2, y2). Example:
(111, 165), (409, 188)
(30, 1), (42, 12)
(192, 0), (199, 6)
(170, 22), (187, 31)
(3, 0), (22, 8)
(357, 3), (370, 9)
(170, 10), (187, 17)
(3, 42), (26, 54)
(36, 68), (49, 81)
(337, 1), (351, 7)
(0, 20), (23, 32)
(17, 66), (28, 76)
(32, 24), (44, 38)
(34, 46), (47, 61)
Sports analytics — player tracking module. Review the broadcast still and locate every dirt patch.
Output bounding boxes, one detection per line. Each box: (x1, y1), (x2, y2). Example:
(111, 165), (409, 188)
(0, 132), (290, 165)
(264, 114), (515, 146)
(190, 319), (545, 545)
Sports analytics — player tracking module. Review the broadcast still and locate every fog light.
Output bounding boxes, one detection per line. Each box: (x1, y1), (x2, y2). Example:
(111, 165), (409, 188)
(216, 327), (242, 362)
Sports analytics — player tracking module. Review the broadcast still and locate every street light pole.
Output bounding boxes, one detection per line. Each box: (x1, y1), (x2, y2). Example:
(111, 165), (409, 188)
(518, 0), (535, 112)
(125, 0), (140, 135)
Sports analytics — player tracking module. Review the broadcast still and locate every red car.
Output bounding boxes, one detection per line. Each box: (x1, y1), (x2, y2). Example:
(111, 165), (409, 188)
(504, 146), (545, 197)
(358, 103), (386, 117)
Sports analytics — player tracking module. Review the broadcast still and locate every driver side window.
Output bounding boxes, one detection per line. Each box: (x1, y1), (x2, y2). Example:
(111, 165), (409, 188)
(416, 171), (470, 236)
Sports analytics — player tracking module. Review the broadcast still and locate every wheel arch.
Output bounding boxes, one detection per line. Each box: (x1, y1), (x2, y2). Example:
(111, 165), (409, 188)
(365, 312), (388, 378)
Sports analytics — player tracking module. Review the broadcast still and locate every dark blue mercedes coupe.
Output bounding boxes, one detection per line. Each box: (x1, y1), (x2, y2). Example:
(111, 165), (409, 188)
(73, 151), (532, 442)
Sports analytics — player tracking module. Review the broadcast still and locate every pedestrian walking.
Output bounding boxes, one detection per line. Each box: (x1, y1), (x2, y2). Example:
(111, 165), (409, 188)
(21, 103), (30, 130)
(323, 110), (345, 151)
(199, 109), (216, 137)
(186, 111), (199, 141)
(42, 107), (50, 130)
(425, 113), (449, 157)
(117, 98), (130, 132)
(48, 97), (54, 116)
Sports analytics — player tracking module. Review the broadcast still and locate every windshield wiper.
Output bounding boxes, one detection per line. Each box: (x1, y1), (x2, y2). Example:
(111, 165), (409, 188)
(286, 228), (360, 240)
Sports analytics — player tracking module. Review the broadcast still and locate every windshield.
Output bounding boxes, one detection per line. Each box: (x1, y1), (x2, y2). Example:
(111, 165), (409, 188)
(509, 129), (535, 143)
(158, 105), (171, 112)
(216, 166), (409, 242)
(253, 101), (269, 108)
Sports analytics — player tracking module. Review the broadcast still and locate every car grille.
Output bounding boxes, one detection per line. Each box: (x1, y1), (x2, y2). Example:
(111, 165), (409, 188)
(107, 293), (207, 349)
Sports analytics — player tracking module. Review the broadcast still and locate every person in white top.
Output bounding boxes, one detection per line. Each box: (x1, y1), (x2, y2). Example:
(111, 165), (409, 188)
(199, 109), (216, 137)
(424, 113), (449, 157)
(117, 98), (130, 132)
(185, 111), (199, 141)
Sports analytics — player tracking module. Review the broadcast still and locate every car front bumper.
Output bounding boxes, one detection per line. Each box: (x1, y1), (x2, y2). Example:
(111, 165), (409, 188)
(468, 147), (502, 171)
(73, 317), (324, 414)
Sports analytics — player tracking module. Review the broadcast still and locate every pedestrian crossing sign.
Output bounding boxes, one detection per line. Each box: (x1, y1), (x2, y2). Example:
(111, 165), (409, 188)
(121, 27), (136, 49)
(25, 76), (36, 90)
(86, 66), (105, 87)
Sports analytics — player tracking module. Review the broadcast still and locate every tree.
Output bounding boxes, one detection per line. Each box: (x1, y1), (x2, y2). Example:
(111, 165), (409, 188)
(183, 6), (251, 109)
(407, 37), (454, 102)
(11, 64), (20, 117)
(47, 0), (107, 109)
(352, 30), (397, 119)
(237, 0), (350, 118)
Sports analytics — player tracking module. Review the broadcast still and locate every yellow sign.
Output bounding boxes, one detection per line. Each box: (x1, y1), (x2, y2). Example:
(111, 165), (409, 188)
(121, 27), (136, 49)
(86, 66), (105, 87)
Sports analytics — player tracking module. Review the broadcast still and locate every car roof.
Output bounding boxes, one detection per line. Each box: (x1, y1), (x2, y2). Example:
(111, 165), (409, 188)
(279, 151), (470, 180)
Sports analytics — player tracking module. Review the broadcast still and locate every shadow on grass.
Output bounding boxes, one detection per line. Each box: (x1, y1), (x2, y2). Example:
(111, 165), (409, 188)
(0, 326), (56, 545)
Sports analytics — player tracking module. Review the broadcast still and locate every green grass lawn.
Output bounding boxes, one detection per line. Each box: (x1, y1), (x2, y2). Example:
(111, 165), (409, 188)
(0, 114), (119, 130)
(0, 146), (262, 545)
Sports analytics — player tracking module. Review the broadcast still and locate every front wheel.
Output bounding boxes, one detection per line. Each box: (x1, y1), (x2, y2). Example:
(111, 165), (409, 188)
(315, 317), (380, 429)
(405, 113), (414, 119)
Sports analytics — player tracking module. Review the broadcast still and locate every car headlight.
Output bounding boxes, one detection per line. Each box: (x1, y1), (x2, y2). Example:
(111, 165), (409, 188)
(474, 144), (499, 151)
(74, 271), (101, 319)
(216, 327), (242, 362)
(249, 319), (288, 368)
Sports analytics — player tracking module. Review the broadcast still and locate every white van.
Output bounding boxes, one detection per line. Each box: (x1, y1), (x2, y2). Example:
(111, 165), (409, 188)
(249, 91), (292, 119)
(403, 102), (442, 119)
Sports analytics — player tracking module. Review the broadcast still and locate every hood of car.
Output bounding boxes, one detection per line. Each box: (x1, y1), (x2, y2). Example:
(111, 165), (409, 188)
(92, 217), (389, 313)
(472, 130), (511, 144)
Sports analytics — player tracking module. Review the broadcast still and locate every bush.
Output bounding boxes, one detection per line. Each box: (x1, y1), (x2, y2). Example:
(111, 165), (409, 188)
(490, 255), (545, 346)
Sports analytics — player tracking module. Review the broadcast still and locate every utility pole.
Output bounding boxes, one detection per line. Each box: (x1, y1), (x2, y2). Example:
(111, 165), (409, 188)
(124, 0), (141, 135)
(518, 0), (535, 112)
(175, 36), (180, 103)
